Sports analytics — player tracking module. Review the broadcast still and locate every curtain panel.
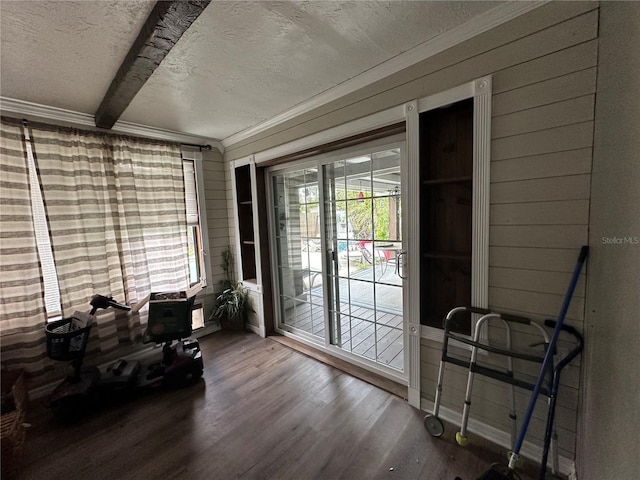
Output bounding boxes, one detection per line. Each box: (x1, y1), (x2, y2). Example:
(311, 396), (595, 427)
(28, 121), (189, 351)
(0, 117), (50, 381)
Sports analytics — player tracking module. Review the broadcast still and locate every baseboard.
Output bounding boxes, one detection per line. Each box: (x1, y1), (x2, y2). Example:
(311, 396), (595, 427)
(420, 398), (576, 477)
(246, 322), (264, 337)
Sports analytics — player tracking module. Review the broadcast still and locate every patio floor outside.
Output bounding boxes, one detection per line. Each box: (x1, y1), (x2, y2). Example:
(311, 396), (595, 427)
(282, 251), (404, 371)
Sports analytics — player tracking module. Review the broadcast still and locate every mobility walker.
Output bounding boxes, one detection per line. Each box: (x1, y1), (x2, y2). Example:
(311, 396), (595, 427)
(45, 293), (204, 422)
(425, 247), (587, 480)
(424, 307), (583, 478)
(423, 309), (554, 466)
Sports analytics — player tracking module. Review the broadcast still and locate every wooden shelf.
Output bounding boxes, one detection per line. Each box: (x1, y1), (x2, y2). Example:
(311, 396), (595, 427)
(419, 99), (474, 334)
(422, 176), (472, 185)
(236, 164), (257, 281)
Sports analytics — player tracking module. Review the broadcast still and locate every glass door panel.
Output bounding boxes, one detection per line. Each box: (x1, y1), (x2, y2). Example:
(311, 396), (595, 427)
(272, 168), (324, 339)
(270, 144), (404, 373)
(323, 147), (404, 371)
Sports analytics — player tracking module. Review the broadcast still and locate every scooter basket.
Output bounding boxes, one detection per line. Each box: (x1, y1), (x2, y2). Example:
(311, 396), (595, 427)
(45, 316), (92, 361)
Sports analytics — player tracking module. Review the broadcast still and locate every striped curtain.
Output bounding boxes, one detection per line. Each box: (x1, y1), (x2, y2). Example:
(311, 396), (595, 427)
(28, 122), (189, 350)
(0, 117), (50, 381)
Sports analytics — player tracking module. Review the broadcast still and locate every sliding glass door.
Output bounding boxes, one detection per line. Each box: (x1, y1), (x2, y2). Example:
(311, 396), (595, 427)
(270, 141), (405, 373)
(271, 168), (325, 339)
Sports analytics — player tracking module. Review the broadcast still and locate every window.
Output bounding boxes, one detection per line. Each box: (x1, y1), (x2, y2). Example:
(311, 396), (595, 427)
(22, 126), (208, 320)
(181, 150), (212, 296)
(183, 159), (205, 287)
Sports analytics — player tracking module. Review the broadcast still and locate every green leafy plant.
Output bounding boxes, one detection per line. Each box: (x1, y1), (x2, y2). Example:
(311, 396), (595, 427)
(212, 282), (248, 322)
(210, 248), (250, 329)
(218, 247), (234, 292)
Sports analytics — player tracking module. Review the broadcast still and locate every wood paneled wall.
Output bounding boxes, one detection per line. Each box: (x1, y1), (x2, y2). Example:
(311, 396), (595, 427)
(219, 1), (600, 464)
(201, 148), (232, 291)
(419, 5), (597, 461)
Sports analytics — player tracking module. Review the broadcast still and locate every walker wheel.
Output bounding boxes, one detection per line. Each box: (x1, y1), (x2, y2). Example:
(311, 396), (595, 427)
(423, 414), (444, 437)
(455, 432), (469, 446)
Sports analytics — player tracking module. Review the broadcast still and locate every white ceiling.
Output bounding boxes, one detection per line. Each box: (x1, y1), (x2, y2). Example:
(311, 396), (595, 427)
(1, 1), (505, 145)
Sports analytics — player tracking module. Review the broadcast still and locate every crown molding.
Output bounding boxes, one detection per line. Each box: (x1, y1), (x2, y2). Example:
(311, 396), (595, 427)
(222, 0), (548, 149)
(0, 97), (224, 153)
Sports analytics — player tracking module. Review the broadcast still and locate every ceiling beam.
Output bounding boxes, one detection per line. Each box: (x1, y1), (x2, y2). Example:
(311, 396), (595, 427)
(94, 0), (210, 129)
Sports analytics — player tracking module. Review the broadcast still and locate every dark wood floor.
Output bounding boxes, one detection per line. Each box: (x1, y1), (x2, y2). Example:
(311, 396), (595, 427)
(20, 332), (536, 480)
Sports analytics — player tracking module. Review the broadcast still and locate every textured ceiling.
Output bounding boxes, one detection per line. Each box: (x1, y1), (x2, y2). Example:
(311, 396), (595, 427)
(0, 1), (155, 114)
(1, 1), (501, 143)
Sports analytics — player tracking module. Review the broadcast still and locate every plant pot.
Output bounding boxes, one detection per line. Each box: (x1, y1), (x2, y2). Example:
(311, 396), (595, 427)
(220, 312), (246, 331)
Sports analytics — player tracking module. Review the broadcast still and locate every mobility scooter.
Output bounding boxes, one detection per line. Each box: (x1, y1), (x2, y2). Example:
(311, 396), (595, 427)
(45, 293), (203, 422)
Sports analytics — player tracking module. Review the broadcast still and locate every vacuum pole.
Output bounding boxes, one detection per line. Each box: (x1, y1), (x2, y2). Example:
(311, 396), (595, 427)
(507, 246), (588, 469)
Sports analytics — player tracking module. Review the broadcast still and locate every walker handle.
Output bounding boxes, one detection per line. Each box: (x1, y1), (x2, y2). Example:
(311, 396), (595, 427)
(544, 319), (584, 361)
(466, 306), (492, 315)
(501, 313), (530, 324)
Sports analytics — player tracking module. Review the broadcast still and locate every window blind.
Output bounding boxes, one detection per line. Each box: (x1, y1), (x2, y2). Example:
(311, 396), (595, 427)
(183, 160), (199, 225)
(24, 125), (61, 317)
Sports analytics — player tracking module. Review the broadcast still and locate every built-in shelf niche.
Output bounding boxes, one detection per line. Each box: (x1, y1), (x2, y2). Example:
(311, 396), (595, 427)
(420, 98), (473, 332)
(235, 164), (257, 282)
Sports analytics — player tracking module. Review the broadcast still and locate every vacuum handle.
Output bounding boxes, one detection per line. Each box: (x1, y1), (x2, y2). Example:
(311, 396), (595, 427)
(577, 245), (589, 263)
(509, 245), (588, 468)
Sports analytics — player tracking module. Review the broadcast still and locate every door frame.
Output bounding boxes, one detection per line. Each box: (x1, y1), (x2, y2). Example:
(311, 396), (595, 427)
(256, 76), (491, 403)
(265, 135), (408, 384)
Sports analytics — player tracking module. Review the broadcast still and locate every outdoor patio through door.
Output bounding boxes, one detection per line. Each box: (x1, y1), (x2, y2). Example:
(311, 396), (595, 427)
(270, 142), (405, 373)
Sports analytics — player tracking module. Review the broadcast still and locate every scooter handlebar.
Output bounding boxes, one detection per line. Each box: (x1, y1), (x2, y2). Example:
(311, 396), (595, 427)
(90, 294), (131, 314)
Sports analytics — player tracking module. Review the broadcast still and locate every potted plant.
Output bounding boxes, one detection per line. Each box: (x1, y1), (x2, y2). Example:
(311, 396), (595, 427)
(212, 282), (249, 330)
(210, 248), (250, 330)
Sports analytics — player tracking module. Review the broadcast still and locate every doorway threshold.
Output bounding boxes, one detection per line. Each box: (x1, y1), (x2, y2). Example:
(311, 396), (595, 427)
(270, 334), (407, 400)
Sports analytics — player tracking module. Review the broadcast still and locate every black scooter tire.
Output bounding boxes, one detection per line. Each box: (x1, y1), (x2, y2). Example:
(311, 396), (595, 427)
(52, 394), (91, 423)
(164, 364), (203, 389)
